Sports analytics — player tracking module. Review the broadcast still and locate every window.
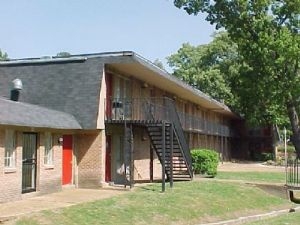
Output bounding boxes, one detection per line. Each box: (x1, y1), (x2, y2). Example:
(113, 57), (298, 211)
(44, 132), (53, 165)
(5, 129), (16, 168)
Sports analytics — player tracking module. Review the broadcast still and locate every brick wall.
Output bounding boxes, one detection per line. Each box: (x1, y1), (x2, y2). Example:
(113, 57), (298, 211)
(75, 131), (103, 188)
(0, 130), (22, 203)
(38, 133), (63, 194)
(133, 127), (162, 181)
(0, 129), (65, 203)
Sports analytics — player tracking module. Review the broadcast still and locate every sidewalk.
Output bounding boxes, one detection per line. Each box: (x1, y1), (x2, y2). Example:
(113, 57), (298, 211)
(0, 188), (128, 223)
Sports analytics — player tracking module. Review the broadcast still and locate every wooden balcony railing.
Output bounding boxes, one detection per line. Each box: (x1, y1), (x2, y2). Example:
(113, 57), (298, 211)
(105, 97), (234, 137)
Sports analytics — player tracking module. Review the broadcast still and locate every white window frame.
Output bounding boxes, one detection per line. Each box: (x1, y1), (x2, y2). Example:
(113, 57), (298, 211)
(5, 129), (16, 168)
(44, 132), (54, 165)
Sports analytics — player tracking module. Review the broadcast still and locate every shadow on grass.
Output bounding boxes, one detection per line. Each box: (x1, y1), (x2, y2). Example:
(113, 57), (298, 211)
(247, 183), (288, 199)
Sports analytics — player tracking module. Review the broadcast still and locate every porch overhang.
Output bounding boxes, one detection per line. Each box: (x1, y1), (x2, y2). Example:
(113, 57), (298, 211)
(0, 97), (82, 130)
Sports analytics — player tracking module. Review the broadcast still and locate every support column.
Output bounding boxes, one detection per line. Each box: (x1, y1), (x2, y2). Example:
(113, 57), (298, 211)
(124, 121), (127, 188)
(150, 145), (154, 183)
(221, 136), (224, 163)
(162, 121), (166, 192)
(130, 124), (134, 189)
(170, 123), (174, 188)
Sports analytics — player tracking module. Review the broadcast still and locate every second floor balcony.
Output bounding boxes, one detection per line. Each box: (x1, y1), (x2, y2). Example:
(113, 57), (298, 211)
(105, 97), (234, 137)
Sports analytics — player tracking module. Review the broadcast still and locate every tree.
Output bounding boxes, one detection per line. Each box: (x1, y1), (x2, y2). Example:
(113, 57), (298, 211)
(56, 52), (71, 57)
(167, 32), (239, 107)
(153, 58), (165, 70)
(173, 1), (300, 155)
(0, 49), (8, 61)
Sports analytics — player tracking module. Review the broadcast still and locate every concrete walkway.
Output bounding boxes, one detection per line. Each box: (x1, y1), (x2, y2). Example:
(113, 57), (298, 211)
(0, 188), (128, 223)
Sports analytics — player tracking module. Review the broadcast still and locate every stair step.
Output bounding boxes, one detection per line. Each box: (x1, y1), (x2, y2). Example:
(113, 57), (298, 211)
(150, 136), (173, 140)
(150, 139), (176, 143)
(165, 163), (188, 168)
(154, 144), (180, 148)
(146, 122), (193, 180)
(161, 163), (187, 167)
(154, 149), (181, 153)
(172, 176), (191, 179)
(170, 171), (191, 175)
(165, 161), (186, 164)
(156, 153), (183, 157)
(155, 151), (183, 155)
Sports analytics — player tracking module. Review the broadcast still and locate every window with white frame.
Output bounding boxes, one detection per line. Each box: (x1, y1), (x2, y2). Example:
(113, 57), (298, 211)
(5, 129), (16, 168)
(44, 132), (53, 165)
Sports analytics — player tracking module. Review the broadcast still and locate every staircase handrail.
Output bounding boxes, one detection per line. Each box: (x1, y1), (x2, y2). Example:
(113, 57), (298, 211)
(164, 97), (193, 177)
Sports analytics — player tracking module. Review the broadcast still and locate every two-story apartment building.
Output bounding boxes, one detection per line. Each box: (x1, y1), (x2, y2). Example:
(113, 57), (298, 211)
(0, 51), (240, 202)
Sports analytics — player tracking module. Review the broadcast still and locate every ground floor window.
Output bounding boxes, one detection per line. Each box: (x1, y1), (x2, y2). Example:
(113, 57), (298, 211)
(5, 129), (16, 168)
(44, 132), (53, 165)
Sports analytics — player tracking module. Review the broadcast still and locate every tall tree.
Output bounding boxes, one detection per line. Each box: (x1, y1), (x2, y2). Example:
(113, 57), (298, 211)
(167, 32), (239, 107)
(56, 51), (71, 57)
(0, 49), (8, 61)
(173, 0), (300, 155)
(153, 58), (165, 70)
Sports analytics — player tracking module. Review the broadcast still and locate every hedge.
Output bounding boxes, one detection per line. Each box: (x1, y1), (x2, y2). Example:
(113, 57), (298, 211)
(191, 149), (219, 177)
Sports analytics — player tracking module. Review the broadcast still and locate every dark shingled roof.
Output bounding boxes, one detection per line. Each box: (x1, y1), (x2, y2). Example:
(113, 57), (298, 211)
(0, 57), (104, 129)
(0, 97), (81, 129)
(0, 51), (236, 129)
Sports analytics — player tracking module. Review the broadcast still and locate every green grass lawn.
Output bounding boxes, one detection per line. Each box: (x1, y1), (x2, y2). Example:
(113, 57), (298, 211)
(216, 171), (286, 183)
(15, 180), (291, 225)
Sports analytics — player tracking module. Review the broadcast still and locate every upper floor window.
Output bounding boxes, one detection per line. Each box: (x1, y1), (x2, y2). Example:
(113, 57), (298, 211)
(5, 129), (16, 168)
(44, 132), (53, 165)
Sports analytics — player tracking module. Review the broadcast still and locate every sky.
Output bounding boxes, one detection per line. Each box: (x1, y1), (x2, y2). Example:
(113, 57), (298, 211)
(0, 0), (215, 70)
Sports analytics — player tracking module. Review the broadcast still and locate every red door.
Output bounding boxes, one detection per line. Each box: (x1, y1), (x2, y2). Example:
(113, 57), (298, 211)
(105, 135), (112, 182)
(62, 135), (73, 185)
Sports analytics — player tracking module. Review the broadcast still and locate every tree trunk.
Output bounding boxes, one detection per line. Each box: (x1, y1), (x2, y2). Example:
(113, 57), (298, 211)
(286, 101), (300, 158)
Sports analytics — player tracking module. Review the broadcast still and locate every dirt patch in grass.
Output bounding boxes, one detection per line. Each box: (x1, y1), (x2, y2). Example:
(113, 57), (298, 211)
(218, 161), (285, 173)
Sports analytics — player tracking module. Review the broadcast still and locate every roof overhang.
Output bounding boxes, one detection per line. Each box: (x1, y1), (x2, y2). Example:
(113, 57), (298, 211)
(0, 98), (82, 130)
(105, 52), (237, 117)
(0, 51), (238, 118)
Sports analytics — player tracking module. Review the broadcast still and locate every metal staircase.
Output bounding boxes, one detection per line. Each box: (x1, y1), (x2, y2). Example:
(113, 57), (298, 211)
(106, 97), (193, 184)
(146, 122), (193, 180)
(142, 97), (193, 181)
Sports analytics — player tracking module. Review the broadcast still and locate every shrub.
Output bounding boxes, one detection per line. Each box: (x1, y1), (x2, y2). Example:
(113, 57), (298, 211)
(277, 145), (295, 153)
(191, 149), (219, 177)
(261, 152), (274, 161)
(253, 152), (274, 161)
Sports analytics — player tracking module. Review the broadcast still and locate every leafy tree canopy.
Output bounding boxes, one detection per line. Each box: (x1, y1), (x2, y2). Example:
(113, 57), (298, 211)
(173, 0), (300, 154)
(0, 49), (8, 61)
(153, 58), (165, 70)
(56, 52), (71, 57)
(167, 32), (240, 108)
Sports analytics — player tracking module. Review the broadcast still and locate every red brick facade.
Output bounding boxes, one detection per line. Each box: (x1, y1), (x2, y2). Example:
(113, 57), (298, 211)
(38, 133), (63, 194)
(0, 130), (22, 202)
(0, 129), (65, 203)
(75, 131), (104, 188)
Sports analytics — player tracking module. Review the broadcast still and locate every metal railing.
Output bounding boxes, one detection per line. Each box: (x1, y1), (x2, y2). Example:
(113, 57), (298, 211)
(164, 98), (193, 177)
(105, 97), (233, 137)
(177, 112), (231, 137)
(287, 158), (300, 188)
